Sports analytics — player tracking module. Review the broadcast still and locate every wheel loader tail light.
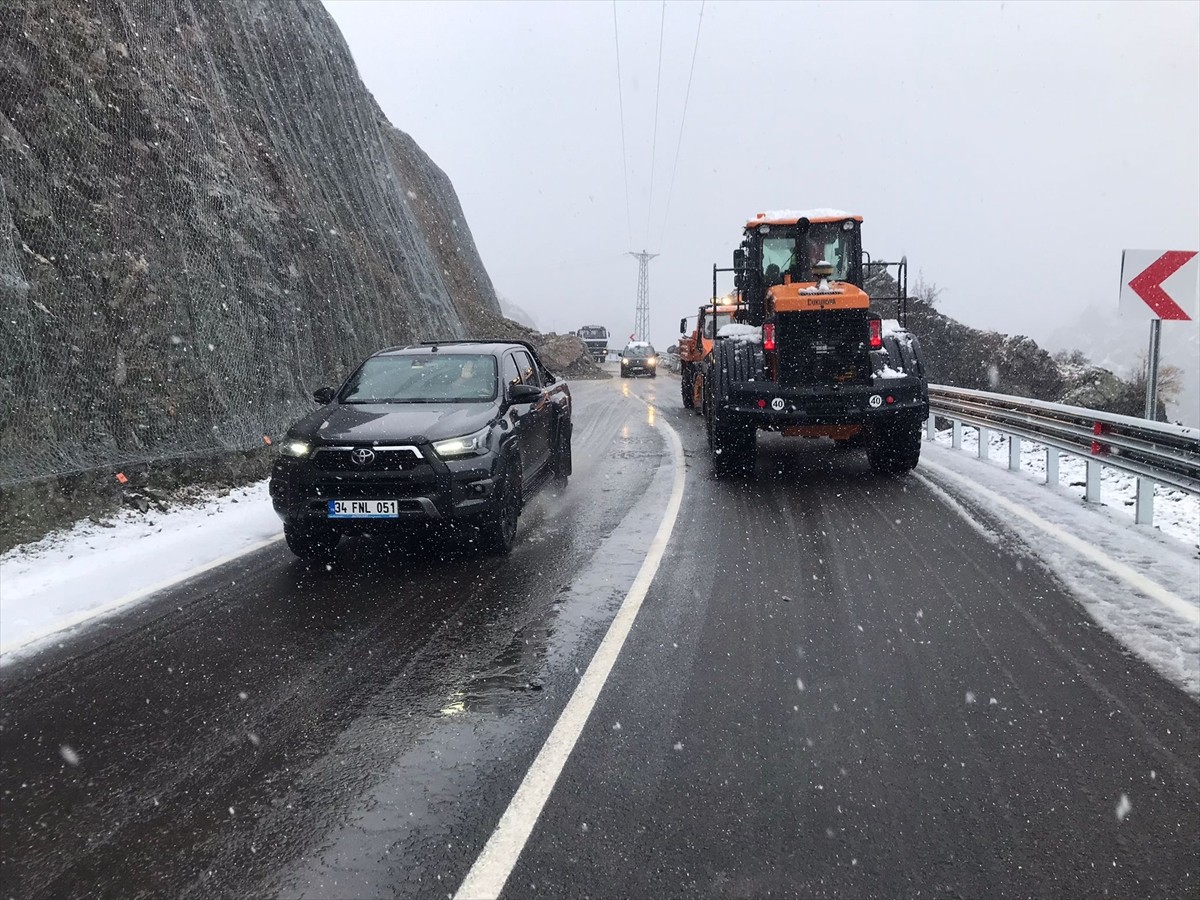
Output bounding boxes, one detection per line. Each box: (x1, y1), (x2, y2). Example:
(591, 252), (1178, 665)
(869, 319), (883, 350)
(763, 323), (776, 351)
(757, 399), (767, 409)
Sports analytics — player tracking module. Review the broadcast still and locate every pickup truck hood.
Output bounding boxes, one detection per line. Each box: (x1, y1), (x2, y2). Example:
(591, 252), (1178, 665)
(289, 402), (499, 445)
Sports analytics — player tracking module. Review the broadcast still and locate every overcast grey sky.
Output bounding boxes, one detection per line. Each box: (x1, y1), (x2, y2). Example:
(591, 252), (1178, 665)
(323, 0), (1199, 354)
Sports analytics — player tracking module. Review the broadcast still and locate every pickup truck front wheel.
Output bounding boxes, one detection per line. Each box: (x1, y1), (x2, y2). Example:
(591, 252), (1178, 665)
(479, 460), (522, 553)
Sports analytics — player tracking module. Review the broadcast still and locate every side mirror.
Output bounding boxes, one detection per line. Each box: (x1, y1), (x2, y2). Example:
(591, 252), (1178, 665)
(312, 386), (336, 405)
(679, 318), (687, 334)
(508, 383), (542, 404)
(733, 247), (746, 269)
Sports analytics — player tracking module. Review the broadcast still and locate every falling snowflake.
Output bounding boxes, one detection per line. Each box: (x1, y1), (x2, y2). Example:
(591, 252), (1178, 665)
(965, 691), (977, 704)
(673, 742), (683, 751)
(1116, 794), (1132, 821)
(59, 745), (80, 766)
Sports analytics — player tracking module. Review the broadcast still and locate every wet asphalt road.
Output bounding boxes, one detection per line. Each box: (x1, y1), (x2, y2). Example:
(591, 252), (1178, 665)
(2, 371), (1197, 899)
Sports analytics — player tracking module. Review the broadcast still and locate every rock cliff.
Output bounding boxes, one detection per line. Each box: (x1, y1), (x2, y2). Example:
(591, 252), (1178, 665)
(0, 0), (504, 486)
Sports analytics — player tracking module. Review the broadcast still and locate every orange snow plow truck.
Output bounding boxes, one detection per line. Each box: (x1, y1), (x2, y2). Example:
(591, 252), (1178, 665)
(677, 296), (744, 411)
(696, 209), (929, 478)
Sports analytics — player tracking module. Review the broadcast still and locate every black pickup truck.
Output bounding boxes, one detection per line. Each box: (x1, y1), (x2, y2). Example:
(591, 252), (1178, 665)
(269, 340), (572, 559)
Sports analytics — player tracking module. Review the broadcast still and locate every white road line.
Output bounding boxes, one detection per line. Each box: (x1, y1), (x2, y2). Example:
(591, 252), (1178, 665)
(454, 395), (686, 900)
(920, 459), (1199, 625)
(0, 535), (285, 660)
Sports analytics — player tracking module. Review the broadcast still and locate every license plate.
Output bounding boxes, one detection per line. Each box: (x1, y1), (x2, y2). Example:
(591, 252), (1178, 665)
(327, 499), (399, 518)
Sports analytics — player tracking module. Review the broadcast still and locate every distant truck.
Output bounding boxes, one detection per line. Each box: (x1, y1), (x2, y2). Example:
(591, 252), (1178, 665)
(574, 325), (610, 362)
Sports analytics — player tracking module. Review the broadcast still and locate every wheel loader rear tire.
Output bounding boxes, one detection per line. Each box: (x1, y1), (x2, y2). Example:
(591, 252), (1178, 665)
(710, 340), (757, 478)
(868, 416), (922, 475)
(712, 415), (755, 478)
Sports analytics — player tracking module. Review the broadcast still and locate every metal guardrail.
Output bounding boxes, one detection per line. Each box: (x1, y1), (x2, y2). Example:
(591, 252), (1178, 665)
(926, 384), (1200, 526)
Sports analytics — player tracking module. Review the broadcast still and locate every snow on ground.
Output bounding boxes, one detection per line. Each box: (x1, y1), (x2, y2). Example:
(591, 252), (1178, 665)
(0, 480), (282, 662)
(931, 426), (1199, 549)
(921, 431), (1199, 696)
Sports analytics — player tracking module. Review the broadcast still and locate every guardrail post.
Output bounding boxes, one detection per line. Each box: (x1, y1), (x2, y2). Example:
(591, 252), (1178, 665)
(978, 426), (990, 460)
(1008, 435), (1021, 470)
(952, 421), (962, 450)
(1135, 478), (1154, 526)
(926, 414), (935, 441)
(1046, 448), (1059, 486)
(1085, 459), (1101, 503)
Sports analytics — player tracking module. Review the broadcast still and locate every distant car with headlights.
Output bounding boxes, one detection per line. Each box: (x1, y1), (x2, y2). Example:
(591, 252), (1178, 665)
(269, 341), (572, 560)
(619, 341), (658, 378)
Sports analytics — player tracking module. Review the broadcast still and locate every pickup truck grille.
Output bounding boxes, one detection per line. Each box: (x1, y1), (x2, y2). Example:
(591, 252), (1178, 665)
(312, 446), (425, 472)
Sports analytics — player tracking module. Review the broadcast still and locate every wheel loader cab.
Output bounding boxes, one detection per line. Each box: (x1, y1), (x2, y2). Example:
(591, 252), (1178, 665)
(700, 308), (735, 339)
(737, 213), (864, 326)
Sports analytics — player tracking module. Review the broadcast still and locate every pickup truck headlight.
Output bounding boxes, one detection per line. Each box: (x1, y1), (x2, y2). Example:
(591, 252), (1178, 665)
(621, 358), (630, 365)
(433, 426), (491, 458)
(280, 440), (311, 458)
(647, 357), (657, 366)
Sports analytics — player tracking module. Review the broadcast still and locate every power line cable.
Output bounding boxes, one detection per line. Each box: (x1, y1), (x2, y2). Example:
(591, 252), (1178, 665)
(656, 0), (705, 252)
(643, 0), (667, 245)
(612, 1), (634, 247)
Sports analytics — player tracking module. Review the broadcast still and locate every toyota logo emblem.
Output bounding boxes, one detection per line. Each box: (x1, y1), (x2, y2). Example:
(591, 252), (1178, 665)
(350, 447), (376, 466)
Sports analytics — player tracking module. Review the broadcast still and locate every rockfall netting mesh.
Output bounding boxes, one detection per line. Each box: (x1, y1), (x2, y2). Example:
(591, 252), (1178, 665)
(0, 0), (502, 485)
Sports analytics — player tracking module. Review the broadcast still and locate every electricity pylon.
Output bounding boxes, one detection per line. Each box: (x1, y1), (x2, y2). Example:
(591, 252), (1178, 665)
(628, 250), (658, 341)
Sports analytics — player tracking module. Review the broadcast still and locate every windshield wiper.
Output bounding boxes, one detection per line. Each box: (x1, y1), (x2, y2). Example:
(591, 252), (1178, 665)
(340, 398), (450, 404)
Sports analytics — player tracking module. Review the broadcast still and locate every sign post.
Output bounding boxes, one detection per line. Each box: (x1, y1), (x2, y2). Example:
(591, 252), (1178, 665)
(1143, 320), (1161, 421)
(1118, 249), (1198, 525)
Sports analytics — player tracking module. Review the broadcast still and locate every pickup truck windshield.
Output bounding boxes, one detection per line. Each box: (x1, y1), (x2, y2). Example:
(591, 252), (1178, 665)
(340, 354), (498, 403)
